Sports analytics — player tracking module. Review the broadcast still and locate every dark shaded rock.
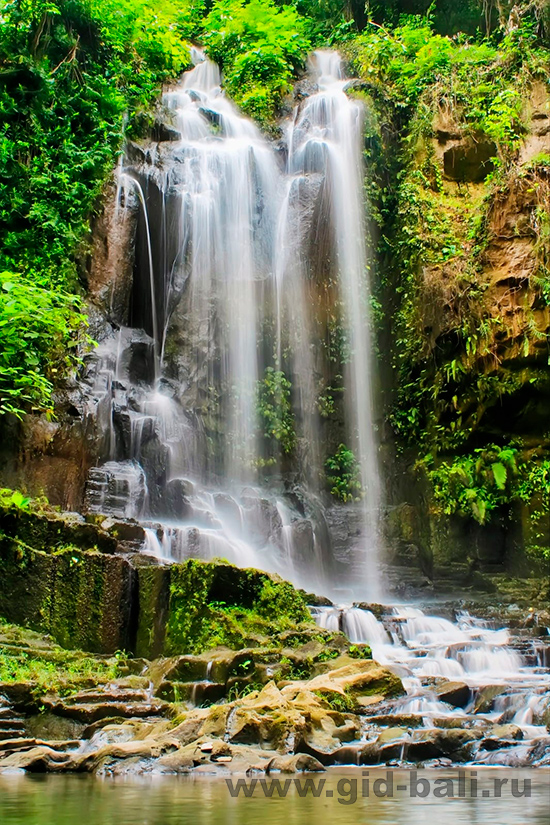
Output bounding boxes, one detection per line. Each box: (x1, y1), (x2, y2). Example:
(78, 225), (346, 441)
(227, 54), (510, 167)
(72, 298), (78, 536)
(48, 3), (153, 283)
(409, 729), (479, 761)
(443, 138), (497, 181)
(0, 683), (39, 714)
(300, 591), (333, 606)
(127, 340), (156, 385)
(103, 520), (146, 544)
(152, 120), (181, 142)
(288, 520), (315, 574)
(163, 478), (193, 520)
(158, 680), (226, 705)
(434, 680), (471, 708)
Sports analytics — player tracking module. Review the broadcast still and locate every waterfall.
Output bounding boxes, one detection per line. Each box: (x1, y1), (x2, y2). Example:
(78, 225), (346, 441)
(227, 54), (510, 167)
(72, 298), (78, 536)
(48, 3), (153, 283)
(282, 50), (382, 597)
(83, 48), (382, 599)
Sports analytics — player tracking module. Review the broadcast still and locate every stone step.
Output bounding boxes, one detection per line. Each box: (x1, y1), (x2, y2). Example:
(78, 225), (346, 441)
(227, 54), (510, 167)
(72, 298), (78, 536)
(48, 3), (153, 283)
(0, 729), (28, 741)
(157, 680), (226, 705)
(63, 690), (152, 706)
(43, 699), (170, 724)
(0, 737), (81, 754)
(0, 719), (25, 731)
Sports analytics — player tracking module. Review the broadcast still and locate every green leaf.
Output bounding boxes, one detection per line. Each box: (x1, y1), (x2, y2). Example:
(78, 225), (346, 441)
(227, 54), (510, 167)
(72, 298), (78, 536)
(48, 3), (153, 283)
(492, 462), (507, 490)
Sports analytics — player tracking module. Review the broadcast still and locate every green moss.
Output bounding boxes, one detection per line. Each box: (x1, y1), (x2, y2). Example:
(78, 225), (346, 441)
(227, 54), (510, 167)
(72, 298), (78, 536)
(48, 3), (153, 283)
(134, 564), (170, 659)
(0, 619), (122, 697)
(0, 531), (134, 653)
(314, 689), (355, 713)
(165, 560), (312, 655)
(347, 644), (373, 660)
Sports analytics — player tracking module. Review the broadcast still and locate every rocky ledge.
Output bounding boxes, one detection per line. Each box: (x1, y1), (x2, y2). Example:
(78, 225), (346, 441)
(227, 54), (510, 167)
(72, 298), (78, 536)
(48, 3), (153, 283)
(0, 621), (402, 775)
(1, 621), (549, 775)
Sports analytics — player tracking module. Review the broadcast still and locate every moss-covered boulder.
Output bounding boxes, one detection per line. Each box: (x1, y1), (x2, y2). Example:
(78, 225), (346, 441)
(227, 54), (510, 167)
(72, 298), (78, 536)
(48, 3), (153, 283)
(163, 559), (313, 656)
(0, 534), (136, 653)
(0, 496), (117, 554)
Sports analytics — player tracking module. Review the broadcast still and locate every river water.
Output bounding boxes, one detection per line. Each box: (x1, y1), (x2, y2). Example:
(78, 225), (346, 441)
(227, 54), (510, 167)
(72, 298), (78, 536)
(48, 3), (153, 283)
(0, 770), (548, 825)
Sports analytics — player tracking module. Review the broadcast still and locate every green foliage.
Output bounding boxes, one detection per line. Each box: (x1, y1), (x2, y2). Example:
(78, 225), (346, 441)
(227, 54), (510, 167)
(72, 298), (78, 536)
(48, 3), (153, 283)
(0, 489), (31, 510)
(257, 367), (296, 456)
(425, 445), (519, 524)
(325, 443), (363, 502)
(0, 0), (191, 417)
(0, 619), (121, 695)
(352, 15), (549, 460)
(0, 0), (189, 284)
(203, 0), (310, 123)
(0, 271), (88, 417)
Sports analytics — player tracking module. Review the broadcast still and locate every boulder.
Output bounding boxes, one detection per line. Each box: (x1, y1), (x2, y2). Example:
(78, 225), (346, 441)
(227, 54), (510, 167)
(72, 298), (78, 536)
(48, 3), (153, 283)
(281, 660), (404, 706)
(269, 753), (325, 773)
(435, 680), (471, 708)
(473, 684), (507, 713)
(407, 728), (480, 762)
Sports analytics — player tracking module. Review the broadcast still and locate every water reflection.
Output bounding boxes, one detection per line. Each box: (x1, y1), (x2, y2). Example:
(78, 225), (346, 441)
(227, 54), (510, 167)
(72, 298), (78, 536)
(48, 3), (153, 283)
(0, 769), (548, 825)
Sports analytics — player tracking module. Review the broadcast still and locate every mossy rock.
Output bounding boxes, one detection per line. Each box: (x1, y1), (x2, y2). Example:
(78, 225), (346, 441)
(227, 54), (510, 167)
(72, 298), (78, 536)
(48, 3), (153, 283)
(0, 534), (135, 653)
(0, 503), (117, 555)
(164, 559), (313, 656)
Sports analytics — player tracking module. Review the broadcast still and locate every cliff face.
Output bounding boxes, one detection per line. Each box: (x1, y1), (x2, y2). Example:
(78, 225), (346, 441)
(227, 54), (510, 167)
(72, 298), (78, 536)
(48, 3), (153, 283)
(357, 36), (550, 581)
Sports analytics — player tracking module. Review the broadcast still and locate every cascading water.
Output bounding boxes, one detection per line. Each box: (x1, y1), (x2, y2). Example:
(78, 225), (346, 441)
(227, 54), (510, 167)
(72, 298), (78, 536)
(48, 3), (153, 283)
(82, 47), (383, 597)
(313, 603), (550, 766)
(279, 51), (382, 596)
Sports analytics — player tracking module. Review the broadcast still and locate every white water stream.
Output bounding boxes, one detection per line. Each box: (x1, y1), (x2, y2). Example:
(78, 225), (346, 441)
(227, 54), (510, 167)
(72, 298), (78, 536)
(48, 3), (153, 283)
(84, 48), (382, 598)
(313, 604), (550, 765)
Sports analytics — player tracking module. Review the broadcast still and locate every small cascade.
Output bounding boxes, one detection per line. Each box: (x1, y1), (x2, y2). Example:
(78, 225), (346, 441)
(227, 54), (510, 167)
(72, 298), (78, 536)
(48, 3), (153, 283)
(312, 603), (550, 765)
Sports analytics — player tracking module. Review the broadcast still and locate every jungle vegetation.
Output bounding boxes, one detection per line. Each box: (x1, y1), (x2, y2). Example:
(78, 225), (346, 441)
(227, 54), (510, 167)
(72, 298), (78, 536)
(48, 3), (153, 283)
(1, 0), (549, 539)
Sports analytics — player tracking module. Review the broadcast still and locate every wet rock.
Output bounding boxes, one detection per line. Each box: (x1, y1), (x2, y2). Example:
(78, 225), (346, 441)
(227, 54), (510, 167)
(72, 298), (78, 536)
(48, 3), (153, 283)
(0, 745), (79, 773)
(212, 493), (241, 524)
(157, 680), (226, 705)
(81, 736), (180, 774)
(473, 684), (507, 713)
(359, 741), (404, 765)
(269, 753), (325, 772)
(43, 693), (170, 724)
(0, 683), (38, 714)
(288, 520), (315, 574)
(487, 723), (524, 741)
(104, 520), (146, 544)
(154, 648), (256, 686)
(25, 713), (84, 742)
(152, 120), (181, 142)
(362, 713), (425, 729)
(241, 497), (283, 547)
(527, 737), (550, 766)
(434, 680), (471, 708)
(407, 728), (480, 762)
(300, 591), (333, 607)
(163, 479), (193, 520)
